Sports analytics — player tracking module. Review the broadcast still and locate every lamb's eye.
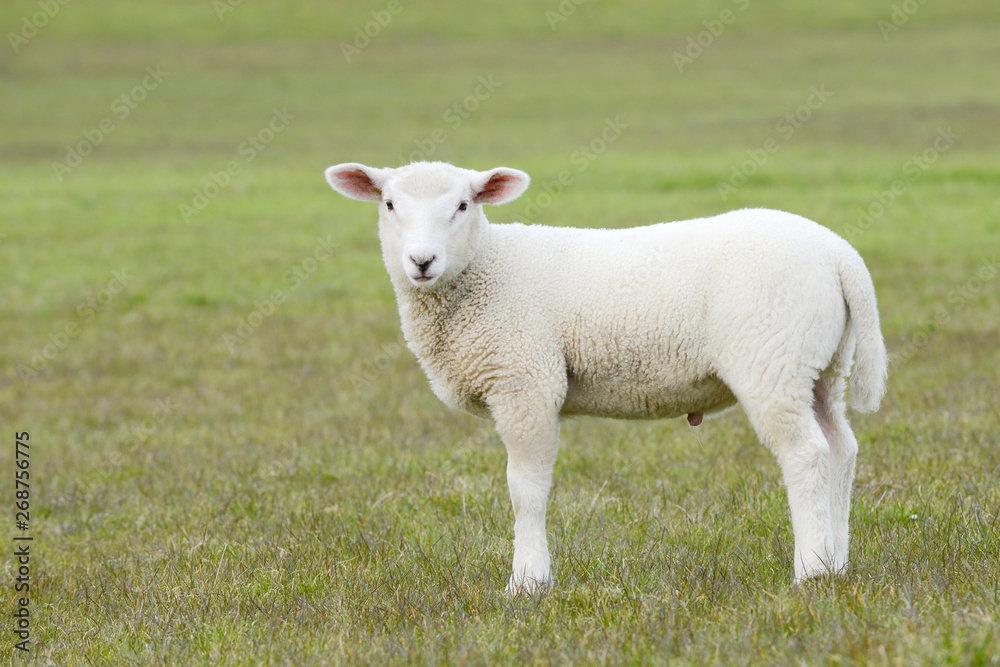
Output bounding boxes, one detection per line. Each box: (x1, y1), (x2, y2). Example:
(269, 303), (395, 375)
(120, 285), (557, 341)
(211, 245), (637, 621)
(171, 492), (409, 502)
(385, 201), (394, 211)
(458, 202), (468, 211)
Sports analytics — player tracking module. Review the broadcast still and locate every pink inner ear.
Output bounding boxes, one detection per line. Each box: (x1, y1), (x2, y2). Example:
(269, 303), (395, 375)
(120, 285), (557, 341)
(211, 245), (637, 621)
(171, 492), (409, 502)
(335, 169), (380, 198)
(476, 173), (518, 203)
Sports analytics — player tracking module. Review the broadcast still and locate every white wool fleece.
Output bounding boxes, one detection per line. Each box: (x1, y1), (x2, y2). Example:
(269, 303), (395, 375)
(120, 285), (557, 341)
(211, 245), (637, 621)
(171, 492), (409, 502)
(325, 160), (888, 594)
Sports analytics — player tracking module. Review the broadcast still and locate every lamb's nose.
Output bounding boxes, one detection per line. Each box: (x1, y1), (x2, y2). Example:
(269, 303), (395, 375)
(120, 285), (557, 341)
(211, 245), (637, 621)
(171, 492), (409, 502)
(412, 256), (435, 274)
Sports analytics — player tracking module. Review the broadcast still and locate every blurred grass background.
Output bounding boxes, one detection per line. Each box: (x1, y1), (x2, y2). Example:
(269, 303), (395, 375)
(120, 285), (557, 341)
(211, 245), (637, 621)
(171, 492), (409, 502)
(1, 0), (998, 664)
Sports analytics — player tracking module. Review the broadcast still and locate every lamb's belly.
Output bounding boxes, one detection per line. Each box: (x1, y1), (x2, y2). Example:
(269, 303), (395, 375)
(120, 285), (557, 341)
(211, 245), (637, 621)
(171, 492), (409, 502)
(560, 374), (737, 420)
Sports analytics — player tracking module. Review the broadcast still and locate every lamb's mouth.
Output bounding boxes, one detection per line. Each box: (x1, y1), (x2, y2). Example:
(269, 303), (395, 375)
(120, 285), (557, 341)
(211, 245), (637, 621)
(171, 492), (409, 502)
(413, 276), (432, 283)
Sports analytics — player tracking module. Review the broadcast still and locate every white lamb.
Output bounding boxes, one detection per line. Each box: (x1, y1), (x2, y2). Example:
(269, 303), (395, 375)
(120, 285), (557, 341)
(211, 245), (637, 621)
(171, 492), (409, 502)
(324, 160), (888, 594)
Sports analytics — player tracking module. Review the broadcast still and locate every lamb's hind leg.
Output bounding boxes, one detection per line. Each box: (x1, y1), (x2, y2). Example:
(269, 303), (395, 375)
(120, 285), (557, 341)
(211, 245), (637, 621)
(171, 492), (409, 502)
(742, 392), (837, 582)
(813, 375), (858, 573)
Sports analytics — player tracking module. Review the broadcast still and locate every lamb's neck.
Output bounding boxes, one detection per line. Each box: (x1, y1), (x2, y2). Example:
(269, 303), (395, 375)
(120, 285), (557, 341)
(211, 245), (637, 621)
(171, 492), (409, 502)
(391, 270), (474, 357)
(395, 267), (471, 317)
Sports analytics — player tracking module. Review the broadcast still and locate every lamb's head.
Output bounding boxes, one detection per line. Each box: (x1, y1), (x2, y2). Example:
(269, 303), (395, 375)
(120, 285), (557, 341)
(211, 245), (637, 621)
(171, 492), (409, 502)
(325, 161), (529, 288)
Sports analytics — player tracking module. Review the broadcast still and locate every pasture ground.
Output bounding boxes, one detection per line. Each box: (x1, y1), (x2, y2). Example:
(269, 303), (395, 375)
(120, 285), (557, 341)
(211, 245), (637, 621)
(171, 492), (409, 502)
(1, 1), (998, 664)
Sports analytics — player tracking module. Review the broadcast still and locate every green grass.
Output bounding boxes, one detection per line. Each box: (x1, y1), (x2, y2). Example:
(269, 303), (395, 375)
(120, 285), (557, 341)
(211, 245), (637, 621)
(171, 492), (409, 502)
(1, 0), (999, 664)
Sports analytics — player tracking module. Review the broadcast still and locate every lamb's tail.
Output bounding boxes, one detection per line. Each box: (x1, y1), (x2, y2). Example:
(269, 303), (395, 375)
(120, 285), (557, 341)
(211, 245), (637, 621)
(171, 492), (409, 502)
(837, 245), (889, 413)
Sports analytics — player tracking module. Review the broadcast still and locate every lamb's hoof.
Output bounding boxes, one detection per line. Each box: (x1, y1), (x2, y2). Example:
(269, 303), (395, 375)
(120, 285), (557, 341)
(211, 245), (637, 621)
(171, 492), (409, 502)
(793, 557), (847, 585)
(505, 574), (552, 598)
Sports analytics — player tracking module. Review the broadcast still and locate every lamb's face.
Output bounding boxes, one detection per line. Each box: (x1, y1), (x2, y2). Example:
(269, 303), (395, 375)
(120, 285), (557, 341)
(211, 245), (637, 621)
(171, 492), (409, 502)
(325, 161), (530, 289)
(377, 168), (478, 288)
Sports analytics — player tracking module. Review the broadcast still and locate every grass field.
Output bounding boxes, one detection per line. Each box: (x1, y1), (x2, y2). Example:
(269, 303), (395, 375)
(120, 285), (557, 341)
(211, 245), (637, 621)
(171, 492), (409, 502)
(1, 0), (999, 664)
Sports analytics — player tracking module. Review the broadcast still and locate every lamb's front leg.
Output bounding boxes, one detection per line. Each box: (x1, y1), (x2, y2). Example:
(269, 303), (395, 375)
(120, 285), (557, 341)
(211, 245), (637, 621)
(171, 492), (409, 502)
(490, 395), (561, 596)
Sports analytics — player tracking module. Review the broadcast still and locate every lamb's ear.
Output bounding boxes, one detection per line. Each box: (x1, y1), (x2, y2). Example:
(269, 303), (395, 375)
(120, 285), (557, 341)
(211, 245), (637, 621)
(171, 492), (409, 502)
(325, 163), (389, 202)
(471, 167), (530, 205)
